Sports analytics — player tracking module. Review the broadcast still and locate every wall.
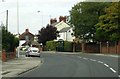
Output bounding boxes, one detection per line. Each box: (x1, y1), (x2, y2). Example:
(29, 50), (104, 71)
(55, 21), (70, 31)
(2, 48), (16, 62)
(66, 28), (75, 42)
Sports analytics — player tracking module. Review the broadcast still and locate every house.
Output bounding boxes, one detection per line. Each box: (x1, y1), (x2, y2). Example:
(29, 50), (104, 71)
(50, 16), (75, 42)
(19, 29), (42, 51)
(19, 29), (34, 46)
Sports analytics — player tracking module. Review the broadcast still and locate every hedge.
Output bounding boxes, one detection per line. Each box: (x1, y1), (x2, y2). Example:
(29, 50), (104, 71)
(46, 41), (57, 51)
(46, 41), (73, 52)
(64, 41), (73, 52)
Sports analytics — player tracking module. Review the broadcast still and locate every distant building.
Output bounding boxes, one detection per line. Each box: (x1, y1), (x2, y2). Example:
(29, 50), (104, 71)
(50, 16), (75, 42)
(19, 29), (34, 46)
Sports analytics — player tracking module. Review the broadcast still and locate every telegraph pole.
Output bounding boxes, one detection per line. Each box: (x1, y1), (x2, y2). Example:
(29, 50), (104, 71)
(6, 10), (8, 31)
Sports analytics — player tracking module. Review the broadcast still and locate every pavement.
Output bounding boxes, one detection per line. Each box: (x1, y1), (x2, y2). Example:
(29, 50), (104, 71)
(1, 55), (42, 77)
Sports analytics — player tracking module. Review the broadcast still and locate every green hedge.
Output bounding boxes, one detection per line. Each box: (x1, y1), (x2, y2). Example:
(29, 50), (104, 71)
(46, 41), (73, 52)
(64, 41), (73, 52)
(46, 41), (57, 51)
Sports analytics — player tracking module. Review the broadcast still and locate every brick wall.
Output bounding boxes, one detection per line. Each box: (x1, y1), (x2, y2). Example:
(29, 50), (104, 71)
(2, 48), (16, 62)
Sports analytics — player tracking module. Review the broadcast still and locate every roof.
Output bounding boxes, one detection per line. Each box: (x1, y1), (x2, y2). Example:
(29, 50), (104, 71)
(51, 22), (59, 27)
(59, 27), (72, 33)
(19, 30), (34, 40)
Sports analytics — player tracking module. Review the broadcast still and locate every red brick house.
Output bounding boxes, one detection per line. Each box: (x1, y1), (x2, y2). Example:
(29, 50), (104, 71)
(19, 29), (34, 46)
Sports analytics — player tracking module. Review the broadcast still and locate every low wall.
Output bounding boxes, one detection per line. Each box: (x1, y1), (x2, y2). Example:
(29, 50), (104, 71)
(2, 48), (16, 62)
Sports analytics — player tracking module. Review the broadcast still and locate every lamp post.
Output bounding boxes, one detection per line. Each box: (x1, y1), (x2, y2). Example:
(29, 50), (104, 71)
(17, 0), (20, 58)
(17, 0), (19, 34)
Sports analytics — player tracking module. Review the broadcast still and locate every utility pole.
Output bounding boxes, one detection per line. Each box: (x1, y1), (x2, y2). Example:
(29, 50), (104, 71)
(6, 10), (8, 31)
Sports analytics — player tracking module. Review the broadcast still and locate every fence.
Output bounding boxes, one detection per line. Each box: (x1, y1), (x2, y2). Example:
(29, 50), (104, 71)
(84, 43), (100, 53)
(101, 41), (120, 54)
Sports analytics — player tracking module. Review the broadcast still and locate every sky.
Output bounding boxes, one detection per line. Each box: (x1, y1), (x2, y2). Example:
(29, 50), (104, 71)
(0, 0), (85, 35)
(0, 0), (119, 35)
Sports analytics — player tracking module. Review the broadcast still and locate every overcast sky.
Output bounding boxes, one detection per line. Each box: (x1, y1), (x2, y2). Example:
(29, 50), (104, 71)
(0, 0), (118, 34)
(0, 0), (85, 34)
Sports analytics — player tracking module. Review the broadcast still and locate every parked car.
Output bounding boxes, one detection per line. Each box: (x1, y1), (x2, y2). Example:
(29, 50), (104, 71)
(26, 47), (40, 57)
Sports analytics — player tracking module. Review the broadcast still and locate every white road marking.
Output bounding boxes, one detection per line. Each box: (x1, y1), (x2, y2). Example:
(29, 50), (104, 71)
(83, 57), (88, 60)
(97, 61), (103, 64)
(104, 63), (109, 67)
(90, 59), (96, 62)
(109, 68), (117, 73)
(77, 56), (82, 58)
(118, 75), (120, 77)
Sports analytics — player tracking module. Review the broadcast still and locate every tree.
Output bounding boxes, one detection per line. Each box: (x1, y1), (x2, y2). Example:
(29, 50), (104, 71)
(95, 2), (120, 41)
(2, 26), (19, 52)
(69, 2), (110, 42)
(38, 24), (57, 45)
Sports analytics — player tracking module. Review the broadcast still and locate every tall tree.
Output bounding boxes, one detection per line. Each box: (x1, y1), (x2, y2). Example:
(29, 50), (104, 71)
(69, 2), (110, 42)
(38, 24), (57, 45)
(95, 2), (120, 41)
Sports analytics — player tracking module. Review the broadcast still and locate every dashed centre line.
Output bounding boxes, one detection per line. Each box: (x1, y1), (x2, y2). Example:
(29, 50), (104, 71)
(77, 56), (82, 58)
(109, 68), (117, 73)
(97, 61), (103, 64)
(77, 56), (118, 76)
(83, 57), (88, 60)
(104, 63), (109, 67)
(118, 75), (120, 77)
(90, 59), (96, 62)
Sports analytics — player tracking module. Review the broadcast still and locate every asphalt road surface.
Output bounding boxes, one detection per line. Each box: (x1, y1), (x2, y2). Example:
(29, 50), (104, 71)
(18, 52), (119, 77)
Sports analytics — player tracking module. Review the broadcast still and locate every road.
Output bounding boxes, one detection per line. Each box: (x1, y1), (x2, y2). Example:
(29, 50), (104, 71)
(18, 52), (119, 77)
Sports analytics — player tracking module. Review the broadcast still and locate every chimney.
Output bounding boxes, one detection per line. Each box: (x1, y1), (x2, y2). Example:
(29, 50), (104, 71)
(25, 29), (29, 32)
(50, 18), (57, 24)
(59, 16), (66, 22)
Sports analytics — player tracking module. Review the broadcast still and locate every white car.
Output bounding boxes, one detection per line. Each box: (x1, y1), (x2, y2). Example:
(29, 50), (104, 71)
(26, 47), (40, 57)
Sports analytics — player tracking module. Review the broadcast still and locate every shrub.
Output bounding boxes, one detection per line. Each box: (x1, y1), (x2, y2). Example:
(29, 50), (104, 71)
(2, 26), (19, 52)
(64, 41), (73, 52)
(46, 41), (57, 51)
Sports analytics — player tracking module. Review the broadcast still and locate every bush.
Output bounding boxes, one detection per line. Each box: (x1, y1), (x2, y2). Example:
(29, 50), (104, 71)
(46, 41), (57, 51)
(2, 26), (19, 52)
(64, 41), (73, 52)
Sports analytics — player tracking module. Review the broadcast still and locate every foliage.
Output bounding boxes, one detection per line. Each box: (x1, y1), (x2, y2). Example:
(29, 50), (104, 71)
(69, 2), (110, 42)
(95, 2), (120, 41)
(64, 41), (73, 52)
(2, 26), (19, 52)
(46, 41), (57, 51)
(38, 24), (57, 45)
(0, 27), (2, 51)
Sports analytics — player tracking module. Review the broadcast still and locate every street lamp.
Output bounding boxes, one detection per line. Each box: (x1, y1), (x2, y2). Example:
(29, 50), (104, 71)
(17, 0), (20, 58)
